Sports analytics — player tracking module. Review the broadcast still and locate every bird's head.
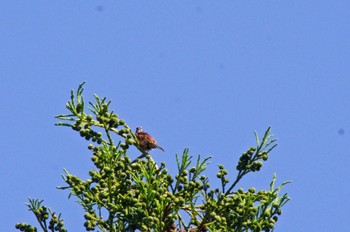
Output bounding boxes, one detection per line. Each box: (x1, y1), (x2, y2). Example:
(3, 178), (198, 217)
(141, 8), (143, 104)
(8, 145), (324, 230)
(136, 126), (143, 133)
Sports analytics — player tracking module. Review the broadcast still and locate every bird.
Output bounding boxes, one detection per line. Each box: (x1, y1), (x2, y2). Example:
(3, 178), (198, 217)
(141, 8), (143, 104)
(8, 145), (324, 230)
(135, 126), (164, 152)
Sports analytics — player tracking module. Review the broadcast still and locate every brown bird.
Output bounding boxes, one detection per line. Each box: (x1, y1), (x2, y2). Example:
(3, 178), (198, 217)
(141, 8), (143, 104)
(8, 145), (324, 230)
(135, 126), (164, 152)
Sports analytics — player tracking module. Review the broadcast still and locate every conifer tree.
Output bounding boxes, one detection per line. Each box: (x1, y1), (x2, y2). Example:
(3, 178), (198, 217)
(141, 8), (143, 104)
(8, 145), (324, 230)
(16, 83), (290, 232)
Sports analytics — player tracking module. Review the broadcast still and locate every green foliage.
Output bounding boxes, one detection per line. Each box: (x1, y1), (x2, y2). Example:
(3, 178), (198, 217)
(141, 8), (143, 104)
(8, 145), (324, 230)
(16, 198), (67, 232)
(17, 82), (290, 232)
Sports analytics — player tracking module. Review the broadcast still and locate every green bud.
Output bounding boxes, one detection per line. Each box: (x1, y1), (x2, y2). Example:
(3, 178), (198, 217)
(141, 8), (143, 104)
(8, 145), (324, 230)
(51, 214), (58, 222)
(57, 221), (64, 228)
(130, 162), (139, 170)
(255, 161), (263, 167)
(272, 202), (279, 208)
(72, 124), (81, 131)
(249, 146), (256, 152)
(76, 103), (82, 113)
(84, 213), (95, 220)
(103, 166), (111, 174)
(269, 218), (276, 224)
(110, 117), (118, 125)
(189, 181), (196, 188)
(102, 103), (108, 110)
(167, 175), (173, 183)
(120, 143), (129, 149)
(91, 156), (98, 163)
(126, 139), (135, 145)
(79, 130), (85, 137)
(214, 215), (221, 222)
(85, 135), (91, 140)
(86, 115), (93, 121)
(273, 216), (278, 222)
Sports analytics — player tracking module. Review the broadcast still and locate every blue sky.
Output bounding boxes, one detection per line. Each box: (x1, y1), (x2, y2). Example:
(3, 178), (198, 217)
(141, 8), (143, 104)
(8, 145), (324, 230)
(1, 1), (350, 231)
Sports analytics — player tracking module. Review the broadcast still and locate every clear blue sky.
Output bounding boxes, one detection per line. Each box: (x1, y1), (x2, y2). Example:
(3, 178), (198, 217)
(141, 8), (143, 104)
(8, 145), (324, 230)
(1, 1), (350, 231)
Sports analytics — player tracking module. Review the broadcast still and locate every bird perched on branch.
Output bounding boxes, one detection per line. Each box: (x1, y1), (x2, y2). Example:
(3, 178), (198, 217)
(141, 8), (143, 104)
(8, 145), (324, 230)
(135, 126), (164, 152)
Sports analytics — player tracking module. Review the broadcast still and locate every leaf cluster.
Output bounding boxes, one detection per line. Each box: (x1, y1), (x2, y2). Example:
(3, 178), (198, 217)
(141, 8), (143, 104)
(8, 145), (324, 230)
(17, 83), (290, 232)
(16, 199), (66, 232)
